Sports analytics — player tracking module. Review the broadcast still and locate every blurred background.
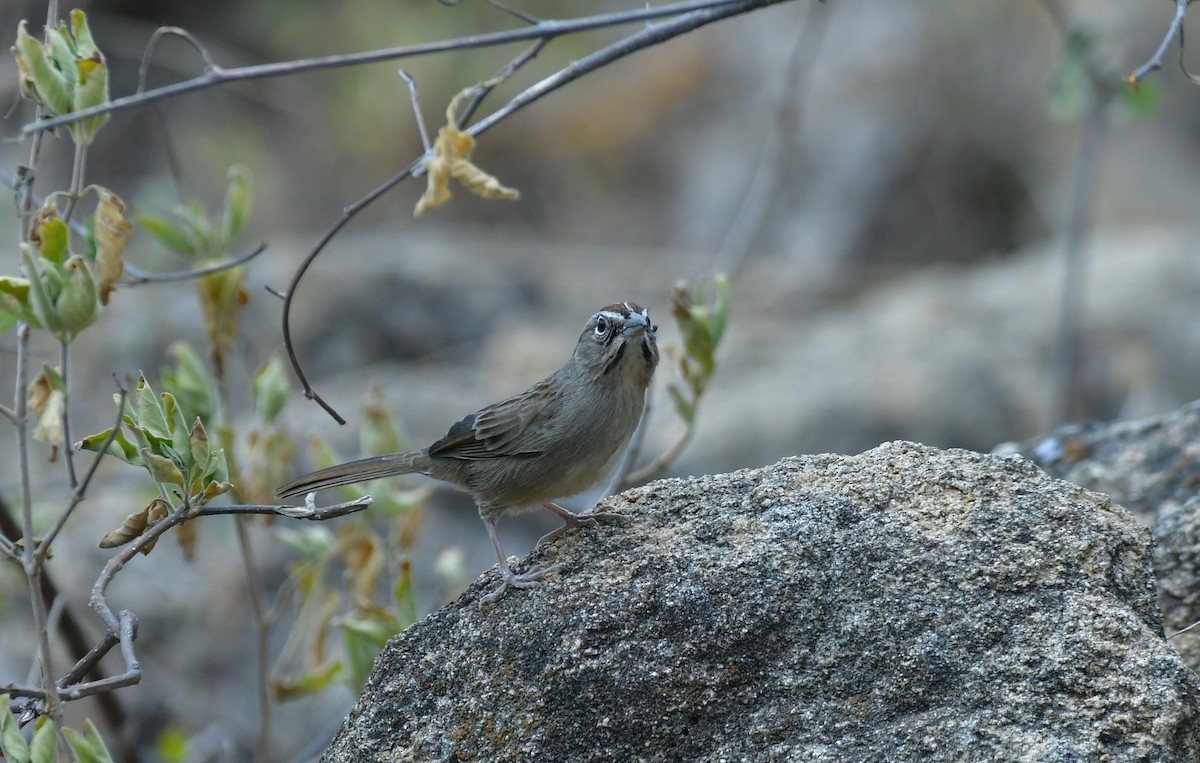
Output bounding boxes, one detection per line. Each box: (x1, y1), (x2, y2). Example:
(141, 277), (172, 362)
(2, 0), (1199, 760)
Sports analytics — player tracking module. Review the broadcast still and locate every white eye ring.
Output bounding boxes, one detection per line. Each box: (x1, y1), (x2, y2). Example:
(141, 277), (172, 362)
(594, 318), (609, 336)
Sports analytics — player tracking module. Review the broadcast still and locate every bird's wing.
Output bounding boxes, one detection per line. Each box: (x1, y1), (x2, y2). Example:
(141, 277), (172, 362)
(427, 378), (561, 460)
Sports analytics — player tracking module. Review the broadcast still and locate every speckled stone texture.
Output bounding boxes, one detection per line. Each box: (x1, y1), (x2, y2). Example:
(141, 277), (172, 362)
(321, 442), (1200, 762)
(1009, 401), (1200, 676)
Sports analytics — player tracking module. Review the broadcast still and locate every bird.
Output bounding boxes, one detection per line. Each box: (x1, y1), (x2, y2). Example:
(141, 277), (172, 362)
(276, 302), (659, 605)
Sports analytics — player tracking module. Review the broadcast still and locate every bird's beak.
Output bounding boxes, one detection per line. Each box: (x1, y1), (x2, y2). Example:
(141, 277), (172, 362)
(622, 311), (649, 337)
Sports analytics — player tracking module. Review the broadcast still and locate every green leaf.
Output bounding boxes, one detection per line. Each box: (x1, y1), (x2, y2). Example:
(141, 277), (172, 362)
(142, 448), (185, 486)
(666, 384), (695, 426)
(135, 212), (195, 256)
(77, 425), (142, 465)
(163, 342), (215, 424)
(252, 356), (289, 424)
(204, 446), (229, 483)
(161, 392), (192, 469)
(63, 719), (114, 763)
(134, 376), (170, 439)
(175, 201), (216, 258)
(273, 660), (343, 701)
(152, 725), (189, 763)
(13, 21), (73, 115)
(28, 717), (55, 763)
(1120, 76), (1159, 119)
(55, 256), (100, 338)
(393, 562), (418, 627)
(361, 392), (402, 457)
(36, 217), (69, 265)
(0, 694), (31, 763)
(1048, 28), (1094, 122)
(0, 277), (35, 325)
(22, 245), (64, 335)
(0, 308), (17, 333)
(69, 10), (101, 59)
(221, 165), (252, 244)
(340, 620), (384, 690)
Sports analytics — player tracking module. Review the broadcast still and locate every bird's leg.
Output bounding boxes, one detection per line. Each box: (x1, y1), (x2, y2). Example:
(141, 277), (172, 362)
(537, 501), (630, 545)
(480, 519), (563, 606)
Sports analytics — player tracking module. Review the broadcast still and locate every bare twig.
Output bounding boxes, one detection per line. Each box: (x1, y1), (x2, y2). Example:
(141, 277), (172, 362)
(398, 70), (432, 152)
(138, 26), (221, 93)
(122, 241), (270, 284)
(1168, 618), (1200, 639)
(21, 0), (768, 137)
(235, 519), (272, 763)
(1128, 0), (1191, 86)
(59, 340), (79, 489)
(1037, 0), (1113, 424)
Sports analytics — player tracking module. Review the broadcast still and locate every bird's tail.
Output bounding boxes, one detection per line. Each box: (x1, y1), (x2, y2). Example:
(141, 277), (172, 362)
(275, 450), (431, 499)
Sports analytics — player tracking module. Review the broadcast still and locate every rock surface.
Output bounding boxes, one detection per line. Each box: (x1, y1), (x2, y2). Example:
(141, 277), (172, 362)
(320, 442), (1200, 762)
(1008, 401), (1200, 677)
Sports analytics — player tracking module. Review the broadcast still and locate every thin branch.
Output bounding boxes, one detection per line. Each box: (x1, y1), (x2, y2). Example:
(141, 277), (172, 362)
(122, 241), (270, 284)
(1168, 618), (1200, 639)
(1127, 0), (1191, 86)
(138, 26), (220, 94)
(606, 393), (652, 496)
(235, 520), (272, 763)
(281, 0), (795, 422)
(202, 497), (373, 520)
(623, 419), (695, 486)
(397, 70), (432, 152)
(710, 2), (829, 277)
(59, 340), (78, 490)
(21, 0), (762, 137)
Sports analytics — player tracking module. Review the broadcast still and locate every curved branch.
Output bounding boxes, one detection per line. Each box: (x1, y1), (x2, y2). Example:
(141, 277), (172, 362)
(21, 0), (756, 137)
(122, 242), (270, 285)
(1128, 0), (1191, 86)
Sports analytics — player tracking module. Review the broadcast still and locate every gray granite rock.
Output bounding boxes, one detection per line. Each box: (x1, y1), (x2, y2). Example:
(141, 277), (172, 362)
(320, 442), (1199, 762)
(1009, 402), (1200, 677)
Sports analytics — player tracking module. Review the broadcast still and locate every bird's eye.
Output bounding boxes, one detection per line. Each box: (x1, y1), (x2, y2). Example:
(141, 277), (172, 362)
(594, 318), (609, 336)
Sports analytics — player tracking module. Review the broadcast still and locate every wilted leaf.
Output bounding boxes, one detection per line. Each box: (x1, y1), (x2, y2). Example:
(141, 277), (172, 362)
(338, 529), (384, 608)
(99, 498), (170, 551)
(28, 365), (65, 450)
(361, 388), (402, 456)
(414, 88), (519, 216)
(196, 267), (247, 375)
(94, 187), (130, 305)
(189, 419), (209, 476)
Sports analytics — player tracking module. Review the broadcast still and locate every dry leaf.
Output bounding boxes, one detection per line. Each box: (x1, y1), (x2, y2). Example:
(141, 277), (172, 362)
(27, 367), (65, 450)
(99, 498), (170, 553)
(414, 88), (520, 217)
(94, 187), (130, 305)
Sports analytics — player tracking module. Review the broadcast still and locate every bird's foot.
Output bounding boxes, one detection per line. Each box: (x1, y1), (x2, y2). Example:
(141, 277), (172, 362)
(538, 502), (630, 545)
(480, 562), (564, 607)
